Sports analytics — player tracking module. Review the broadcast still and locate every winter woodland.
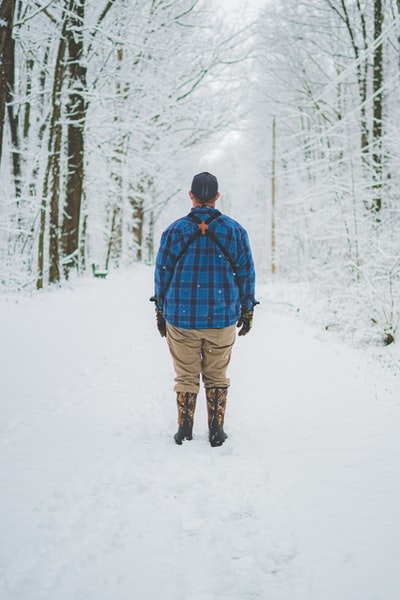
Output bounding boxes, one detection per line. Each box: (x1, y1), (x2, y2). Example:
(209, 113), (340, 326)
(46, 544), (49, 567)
(1, 3), (400, 598)
(0, 0), (399, 346)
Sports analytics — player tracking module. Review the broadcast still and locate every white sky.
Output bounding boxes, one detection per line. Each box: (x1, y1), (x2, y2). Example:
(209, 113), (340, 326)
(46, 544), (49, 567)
(216, 0), (266, 9)
(213, 0), (266, 21)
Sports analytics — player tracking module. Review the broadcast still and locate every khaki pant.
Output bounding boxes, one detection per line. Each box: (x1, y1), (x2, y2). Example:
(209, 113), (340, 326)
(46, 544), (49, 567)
(166, 323), (236, 394)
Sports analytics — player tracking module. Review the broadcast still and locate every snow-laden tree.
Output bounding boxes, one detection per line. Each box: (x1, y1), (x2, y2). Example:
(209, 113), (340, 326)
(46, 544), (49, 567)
(0, 0), (252, 289)
(84, 0), (252, 270)
(252, 0), (400, 343)
(0, 0), (255, 288)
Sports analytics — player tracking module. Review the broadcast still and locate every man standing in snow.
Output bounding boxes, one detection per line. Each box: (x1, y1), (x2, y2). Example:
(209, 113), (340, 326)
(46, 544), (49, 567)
(151, 172), (258, 447)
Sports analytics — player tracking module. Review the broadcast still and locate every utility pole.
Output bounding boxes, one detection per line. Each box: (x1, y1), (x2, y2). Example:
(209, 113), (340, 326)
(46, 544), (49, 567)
(271, 116), (276, 274)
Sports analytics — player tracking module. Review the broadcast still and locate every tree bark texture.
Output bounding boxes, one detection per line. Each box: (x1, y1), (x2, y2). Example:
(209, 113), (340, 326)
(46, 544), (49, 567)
(105, 204), (122, 270)
(0, 0), (21, 196)
(62, 0), (87, 277)
(372, 0), (383, 214)
(130, 197), (144, 262)
(339, 0), (370, 157)
(37, 11), (68, 288)
(0, 0), (15, 166)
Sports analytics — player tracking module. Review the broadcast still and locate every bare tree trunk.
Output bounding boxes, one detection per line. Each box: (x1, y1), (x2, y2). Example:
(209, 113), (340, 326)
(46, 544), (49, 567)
(105, 204), (122, 270)
(48, 112), (62, 284)
(105, 42), (130, 268)
(37, 11), (68, 288)
(130, 196), (144, 261)
(80, 210), (87, 271)
(31, 44), (51, 197)
(146, 210), (155, 265)
(0, 0), (21, 196)
(324, 1), (369, 156)
(130, 174), (155, 262)
(7, 95), (21, 198)
(396, 1), (400, 78)
(23, 57), (34, 140)
(354, 0), (369, 159)
(62, 0), (87, 278)
(371, 0), (383, 215)
(107, 146), (124, 267)
(271, 116), (276, 275)
(0, 0), (14, 165)
(341, 0), (369, 158)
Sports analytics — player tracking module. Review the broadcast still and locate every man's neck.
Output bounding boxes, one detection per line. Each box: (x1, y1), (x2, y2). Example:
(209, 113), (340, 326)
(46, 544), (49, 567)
(193, 202), (216, 209)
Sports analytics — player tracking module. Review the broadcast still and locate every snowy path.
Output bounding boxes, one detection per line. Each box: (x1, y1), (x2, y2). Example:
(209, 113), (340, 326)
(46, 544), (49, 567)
(1, 267), (399, 600)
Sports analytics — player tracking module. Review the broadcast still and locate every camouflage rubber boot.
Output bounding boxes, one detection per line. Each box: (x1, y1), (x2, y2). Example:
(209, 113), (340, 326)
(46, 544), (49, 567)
(206, 387), (228, 447)
(174, 391), (197, 445)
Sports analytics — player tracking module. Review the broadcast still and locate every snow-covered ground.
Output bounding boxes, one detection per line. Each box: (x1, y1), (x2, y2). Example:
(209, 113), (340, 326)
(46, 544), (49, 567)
(1, 266), (399, 600)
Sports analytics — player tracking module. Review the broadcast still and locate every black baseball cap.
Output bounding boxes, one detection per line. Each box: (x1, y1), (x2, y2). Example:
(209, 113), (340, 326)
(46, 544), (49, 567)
(191, 172), (218, 201)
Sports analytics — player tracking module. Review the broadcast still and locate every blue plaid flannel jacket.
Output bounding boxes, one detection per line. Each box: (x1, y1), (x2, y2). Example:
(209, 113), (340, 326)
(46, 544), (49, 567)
(153, 206), (258, 329)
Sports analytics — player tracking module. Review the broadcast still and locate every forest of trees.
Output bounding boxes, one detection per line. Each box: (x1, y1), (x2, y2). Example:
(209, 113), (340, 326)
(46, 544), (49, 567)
(0, 0), (399, 344)
(253, 0), (400, 344)
(0, 0), (248, 286)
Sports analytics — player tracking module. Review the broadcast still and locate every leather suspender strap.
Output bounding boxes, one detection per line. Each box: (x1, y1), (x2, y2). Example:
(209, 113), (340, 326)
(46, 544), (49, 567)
(154, 211), (237, 307)
(172, 211), (221, 266)
(186, 211), (237, 275)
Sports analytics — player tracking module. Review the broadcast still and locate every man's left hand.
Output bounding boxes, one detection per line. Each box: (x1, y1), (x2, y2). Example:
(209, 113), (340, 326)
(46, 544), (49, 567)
(156, 309), (167, 337)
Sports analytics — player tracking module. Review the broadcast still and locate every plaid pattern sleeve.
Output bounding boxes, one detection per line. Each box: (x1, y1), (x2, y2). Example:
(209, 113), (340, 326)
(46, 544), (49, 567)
(153, 207), (258, 329)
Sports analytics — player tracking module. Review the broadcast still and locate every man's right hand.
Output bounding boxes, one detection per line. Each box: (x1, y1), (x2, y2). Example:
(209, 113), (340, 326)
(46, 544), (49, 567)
(156, 309), (167, 337)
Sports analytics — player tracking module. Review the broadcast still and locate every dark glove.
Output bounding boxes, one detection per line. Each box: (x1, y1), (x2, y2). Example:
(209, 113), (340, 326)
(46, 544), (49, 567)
(237, 308), (253, 336)
(156, 309), (167, 337)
